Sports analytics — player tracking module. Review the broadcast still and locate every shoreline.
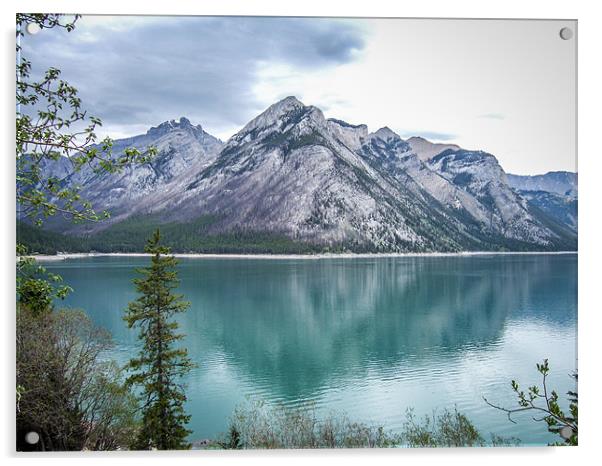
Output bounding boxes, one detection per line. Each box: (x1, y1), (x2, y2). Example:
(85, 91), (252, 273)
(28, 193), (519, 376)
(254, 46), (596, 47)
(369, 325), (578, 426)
(27, 250), (578, 262)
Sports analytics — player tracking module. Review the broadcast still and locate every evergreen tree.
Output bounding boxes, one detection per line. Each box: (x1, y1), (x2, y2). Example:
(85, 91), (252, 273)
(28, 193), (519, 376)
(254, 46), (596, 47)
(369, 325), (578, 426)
(124, 230), (193, 450)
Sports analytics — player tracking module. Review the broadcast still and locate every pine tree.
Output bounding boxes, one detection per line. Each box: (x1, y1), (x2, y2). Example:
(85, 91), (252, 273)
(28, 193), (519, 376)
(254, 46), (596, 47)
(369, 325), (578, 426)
(124, 229), (193, 450)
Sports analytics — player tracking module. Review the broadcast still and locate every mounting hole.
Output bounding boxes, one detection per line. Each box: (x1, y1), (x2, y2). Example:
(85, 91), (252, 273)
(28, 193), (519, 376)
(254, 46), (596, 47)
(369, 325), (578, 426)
(559, 426), (574, 440)
(25, 431), (40, 444)
(559, 27), (573, 40)
(26, 23), (41, 35)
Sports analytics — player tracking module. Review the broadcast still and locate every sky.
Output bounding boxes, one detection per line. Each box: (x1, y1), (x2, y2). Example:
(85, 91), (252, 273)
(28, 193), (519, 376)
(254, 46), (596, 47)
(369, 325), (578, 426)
(20, 16), (577, 175)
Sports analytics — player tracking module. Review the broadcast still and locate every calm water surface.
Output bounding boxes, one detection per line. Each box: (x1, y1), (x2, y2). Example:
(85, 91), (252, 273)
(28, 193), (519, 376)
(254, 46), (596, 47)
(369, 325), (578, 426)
(46, 254), (577, 446)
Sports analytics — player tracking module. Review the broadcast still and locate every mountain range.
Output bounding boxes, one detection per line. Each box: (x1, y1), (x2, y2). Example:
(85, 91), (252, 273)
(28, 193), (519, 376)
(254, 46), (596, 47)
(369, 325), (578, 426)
(21, 96), (577, 254)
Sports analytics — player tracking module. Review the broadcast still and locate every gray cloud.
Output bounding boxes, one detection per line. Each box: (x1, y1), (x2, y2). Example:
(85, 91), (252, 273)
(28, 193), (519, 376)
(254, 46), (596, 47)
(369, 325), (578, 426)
(20, 16), (365, 137)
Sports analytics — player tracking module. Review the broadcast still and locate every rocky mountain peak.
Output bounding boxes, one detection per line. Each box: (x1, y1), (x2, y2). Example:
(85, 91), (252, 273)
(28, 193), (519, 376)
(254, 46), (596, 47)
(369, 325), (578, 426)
(146, 117), (204, 138)
(362, 127), (410, 158)
(230, 96), (308, 143)
(371, 126), (401, 142)
(255, 95), (306, 123)
(272, 95), (304, 111)
(225, 97), (336, 152)
(407, 136), (460, 161)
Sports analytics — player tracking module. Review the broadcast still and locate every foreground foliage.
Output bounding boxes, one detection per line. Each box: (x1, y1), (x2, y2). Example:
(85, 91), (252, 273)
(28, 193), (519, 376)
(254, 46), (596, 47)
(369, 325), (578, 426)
(218, 400), (398, 449)
(16, 242), (72, 316)
(124, 230), (194, 450)
(215, 400), (518, 449)
(16, 306), (138, 450)
(15, 15), (153, 450)
(402, 408), (519, 447)
(16, 14), (155, 227)
(486, 359), (578, 446)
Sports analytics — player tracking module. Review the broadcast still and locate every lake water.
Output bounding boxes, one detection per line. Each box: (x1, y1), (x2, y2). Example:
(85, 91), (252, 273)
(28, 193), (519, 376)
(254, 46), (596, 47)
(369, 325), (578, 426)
(45, 253), (577, 446)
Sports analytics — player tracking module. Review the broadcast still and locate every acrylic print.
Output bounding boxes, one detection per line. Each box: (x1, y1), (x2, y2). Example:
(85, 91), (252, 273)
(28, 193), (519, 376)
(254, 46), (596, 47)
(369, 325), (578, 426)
(16, 14), (577, 450)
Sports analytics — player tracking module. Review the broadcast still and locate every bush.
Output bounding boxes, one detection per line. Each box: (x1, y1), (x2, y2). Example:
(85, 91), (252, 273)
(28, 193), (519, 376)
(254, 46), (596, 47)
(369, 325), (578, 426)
(402, 407), (519, 447)
(218, 400), (399, 449)
(214, 401), (520, 449)
(16, 306), (139, 451)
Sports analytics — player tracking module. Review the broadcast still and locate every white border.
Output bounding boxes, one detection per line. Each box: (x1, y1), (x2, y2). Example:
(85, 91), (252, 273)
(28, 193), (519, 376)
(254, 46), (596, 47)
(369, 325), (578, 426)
(2, 1), (600, 465)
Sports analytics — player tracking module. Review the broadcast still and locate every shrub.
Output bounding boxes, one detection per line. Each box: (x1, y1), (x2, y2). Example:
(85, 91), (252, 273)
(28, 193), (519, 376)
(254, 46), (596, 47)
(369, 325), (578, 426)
(218, 400), (399, 449)
(402, 407), (518, 447)
(16, 306), (139, 450)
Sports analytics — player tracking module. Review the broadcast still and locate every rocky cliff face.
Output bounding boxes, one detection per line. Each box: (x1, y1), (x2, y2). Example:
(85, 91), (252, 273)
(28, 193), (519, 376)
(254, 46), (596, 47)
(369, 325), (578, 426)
(36, 96), (577, 252)
(148, 97), (455, 251)
(406, 136), (460, 162)
(46, 118), (223, 229)
(507, 171), (578, 232)
(507, 171), (577, 198)
(426, 149), (562, 245)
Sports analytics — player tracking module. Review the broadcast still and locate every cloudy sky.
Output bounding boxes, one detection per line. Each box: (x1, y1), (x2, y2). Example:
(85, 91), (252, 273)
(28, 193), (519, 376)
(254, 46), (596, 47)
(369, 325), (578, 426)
(20, 16), (576, 175)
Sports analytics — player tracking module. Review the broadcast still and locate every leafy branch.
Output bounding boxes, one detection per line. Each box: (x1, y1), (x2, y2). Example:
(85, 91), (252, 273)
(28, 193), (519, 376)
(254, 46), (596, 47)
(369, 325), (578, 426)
(16, 13), (156, 227)
(484, 359), (578, 446)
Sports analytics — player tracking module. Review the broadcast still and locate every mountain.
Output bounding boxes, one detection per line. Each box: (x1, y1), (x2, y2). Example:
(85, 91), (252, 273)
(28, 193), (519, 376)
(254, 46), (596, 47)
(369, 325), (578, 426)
(507, 171), (577, 198)
(44, 118), (223, 230)
(507, 171), (578, 232)
(517, 190), (577, 232)
(406, 136), (460, 161)
(144, 97), (471, 251)
(23, 96), (577, 253)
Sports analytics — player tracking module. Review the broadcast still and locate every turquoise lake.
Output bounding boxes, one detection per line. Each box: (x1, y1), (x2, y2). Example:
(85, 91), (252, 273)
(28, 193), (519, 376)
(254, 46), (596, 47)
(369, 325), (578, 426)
(45, 253), (577, 446)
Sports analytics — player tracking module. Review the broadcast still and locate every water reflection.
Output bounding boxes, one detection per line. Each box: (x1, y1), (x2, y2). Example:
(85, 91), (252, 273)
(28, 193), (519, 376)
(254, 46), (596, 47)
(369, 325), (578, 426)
(176, 255), (575, 398)
(48, 254), (577, 443)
